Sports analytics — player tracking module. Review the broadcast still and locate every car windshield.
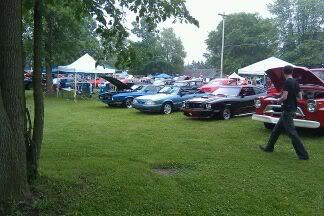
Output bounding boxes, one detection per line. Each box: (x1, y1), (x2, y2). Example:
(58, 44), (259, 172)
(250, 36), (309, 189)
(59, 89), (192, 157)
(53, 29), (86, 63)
(211, 87), (241, 97)
(137, 85), (158, 92)
(158, 86), (180, 94)
(174, 82), (187, 87)
(209, 79), (231, 85)
(132, 85), (143, 91)
(312, 70), (324, 80)
(153, 80), (165, 85)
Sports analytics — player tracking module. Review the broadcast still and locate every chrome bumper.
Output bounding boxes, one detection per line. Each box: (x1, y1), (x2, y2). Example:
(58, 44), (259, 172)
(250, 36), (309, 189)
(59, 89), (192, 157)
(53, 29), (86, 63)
(252, 114), (320, 129)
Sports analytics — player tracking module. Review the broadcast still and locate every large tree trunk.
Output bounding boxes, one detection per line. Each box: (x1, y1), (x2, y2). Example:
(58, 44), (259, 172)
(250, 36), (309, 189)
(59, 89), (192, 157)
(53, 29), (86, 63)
(0, 0), (29, 203)
(30, 0), (44, 181)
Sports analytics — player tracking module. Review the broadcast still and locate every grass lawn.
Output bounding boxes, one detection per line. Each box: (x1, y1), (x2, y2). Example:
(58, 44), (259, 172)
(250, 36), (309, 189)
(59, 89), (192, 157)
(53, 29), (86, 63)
(30, 95), (323, 215)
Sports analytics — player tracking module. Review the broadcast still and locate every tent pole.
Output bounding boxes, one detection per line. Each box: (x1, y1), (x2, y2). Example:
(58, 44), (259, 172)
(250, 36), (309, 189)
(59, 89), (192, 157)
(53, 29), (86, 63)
(57, 69), (59, 98)
(95, 73), (97, 93)
(74, 71), (77, 102)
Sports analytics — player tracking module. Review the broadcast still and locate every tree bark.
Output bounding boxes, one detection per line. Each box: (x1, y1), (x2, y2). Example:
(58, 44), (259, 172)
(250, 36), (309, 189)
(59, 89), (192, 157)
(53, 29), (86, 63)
(0, 0), (29, 202)
(30, 0), (44, 181)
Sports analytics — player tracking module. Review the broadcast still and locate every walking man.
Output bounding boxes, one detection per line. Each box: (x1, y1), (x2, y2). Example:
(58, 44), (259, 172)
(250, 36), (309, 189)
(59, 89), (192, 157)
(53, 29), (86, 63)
(259, 65), (309, 160)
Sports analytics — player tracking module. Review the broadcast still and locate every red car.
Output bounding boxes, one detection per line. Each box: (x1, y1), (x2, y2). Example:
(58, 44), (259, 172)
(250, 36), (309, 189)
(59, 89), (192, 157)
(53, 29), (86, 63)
(199, 78), (237, 93)
(90, 77), (107, 87)
(252, 67), (324, 129)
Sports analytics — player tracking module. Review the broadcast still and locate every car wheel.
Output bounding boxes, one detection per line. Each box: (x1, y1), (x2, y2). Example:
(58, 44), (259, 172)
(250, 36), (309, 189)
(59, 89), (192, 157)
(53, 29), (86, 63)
(220, 106), (231, 120)
(161, 102), (172, 115)
(124, 98), (133, 109)
(264, 123), (275, 130)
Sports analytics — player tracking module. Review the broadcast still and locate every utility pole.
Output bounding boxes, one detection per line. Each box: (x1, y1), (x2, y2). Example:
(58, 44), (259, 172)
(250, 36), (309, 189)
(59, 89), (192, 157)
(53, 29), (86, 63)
(218, 13), (226, 78)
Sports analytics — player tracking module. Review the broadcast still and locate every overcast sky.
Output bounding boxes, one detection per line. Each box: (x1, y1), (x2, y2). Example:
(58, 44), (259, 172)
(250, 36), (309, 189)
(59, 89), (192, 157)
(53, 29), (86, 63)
(144, 0), (274, 64)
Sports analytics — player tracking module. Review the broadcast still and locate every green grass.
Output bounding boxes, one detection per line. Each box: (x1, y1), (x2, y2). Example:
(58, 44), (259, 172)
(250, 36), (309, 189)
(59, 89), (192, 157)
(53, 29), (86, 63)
(31, 95), (324, 215)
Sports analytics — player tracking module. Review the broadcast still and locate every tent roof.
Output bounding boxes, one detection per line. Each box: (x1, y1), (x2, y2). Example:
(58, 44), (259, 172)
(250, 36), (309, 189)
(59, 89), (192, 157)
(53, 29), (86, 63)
(58, 53), (110, 74)
(153, 73), (172, 79)
(228, 72), (244, 80)
(238, 57), (295, 76)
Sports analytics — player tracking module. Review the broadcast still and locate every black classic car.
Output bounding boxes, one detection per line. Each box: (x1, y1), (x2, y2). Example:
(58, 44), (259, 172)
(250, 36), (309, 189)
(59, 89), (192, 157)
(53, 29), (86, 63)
(182, 85), (266, 120)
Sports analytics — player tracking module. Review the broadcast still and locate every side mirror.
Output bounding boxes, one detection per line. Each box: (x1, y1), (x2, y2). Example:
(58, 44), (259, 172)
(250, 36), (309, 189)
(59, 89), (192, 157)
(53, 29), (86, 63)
(241, 93), (246, 98)
(179, 92), (185, 96)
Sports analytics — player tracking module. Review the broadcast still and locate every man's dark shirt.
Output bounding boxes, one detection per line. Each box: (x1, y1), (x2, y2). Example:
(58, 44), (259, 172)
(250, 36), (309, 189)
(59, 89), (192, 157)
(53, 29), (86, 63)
(282, 78), (300, 112)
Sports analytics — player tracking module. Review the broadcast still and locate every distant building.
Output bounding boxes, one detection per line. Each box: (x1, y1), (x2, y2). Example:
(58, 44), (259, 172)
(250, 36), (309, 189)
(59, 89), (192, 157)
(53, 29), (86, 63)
(182, 68), (220, 79)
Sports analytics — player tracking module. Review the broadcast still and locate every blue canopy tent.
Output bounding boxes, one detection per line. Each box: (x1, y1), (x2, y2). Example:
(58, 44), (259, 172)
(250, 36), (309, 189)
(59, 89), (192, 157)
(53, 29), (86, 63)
(153, 73), (172, 79)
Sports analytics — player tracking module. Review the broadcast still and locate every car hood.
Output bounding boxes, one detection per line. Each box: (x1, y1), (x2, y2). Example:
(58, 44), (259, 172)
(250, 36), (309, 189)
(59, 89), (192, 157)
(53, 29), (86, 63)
(187, 95), (232, 103)
(136, 93), (173, 101)
(266, 67), (324, 91)
(113, 91), (146, 98)
(101, 76), (132, 91)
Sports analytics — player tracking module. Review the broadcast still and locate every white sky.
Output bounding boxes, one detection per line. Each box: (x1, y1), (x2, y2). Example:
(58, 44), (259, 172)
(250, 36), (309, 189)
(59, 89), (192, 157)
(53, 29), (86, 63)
(127, 0), (274, 64)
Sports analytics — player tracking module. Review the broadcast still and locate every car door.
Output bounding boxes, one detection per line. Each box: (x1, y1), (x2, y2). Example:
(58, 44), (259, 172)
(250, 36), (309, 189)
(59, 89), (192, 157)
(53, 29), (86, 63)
(173, 89), (192, 109)
(239, 87), (256, 113)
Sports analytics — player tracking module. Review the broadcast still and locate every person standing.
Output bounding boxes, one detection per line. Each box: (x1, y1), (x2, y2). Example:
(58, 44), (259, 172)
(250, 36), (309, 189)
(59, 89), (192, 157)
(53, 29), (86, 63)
(259, 65), (309, 160)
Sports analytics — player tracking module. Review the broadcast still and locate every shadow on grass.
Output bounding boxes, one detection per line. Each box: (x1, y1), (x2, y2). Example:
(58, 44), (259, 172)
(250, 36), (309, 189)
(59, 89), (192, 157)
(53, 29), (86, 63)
(297, 128), (324, 138)
(182, 114), (253, 122)
(132, 110), (163, 116)
(150, 161), (197, 176)
(30, 174), (96, 215)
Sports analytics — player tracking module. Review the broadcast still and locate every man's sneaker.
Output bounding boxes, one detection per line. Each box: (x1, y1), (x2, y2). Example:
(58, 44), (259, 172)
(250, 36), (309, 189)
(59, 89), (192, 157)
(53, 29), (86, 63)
(298, 156), (309, 160)
(259, 145), (273, 152)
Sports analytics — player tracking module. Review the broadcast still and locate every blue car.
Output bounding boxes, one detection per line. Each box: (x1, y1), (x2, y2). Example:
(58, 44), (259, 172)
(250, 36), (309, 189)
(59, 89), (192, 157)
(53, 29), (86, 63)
(133, 86), (207, 114)
(108, 85), (163, 108)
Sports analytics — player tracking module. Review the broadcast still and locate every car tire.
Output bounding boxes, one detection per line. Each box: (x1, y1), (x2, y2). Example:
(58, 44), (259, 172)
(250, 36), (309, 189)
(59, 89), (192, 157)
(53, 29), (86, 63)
(161, 102), (173, 115)
(220, 106), (232, 120)
(124, 98), (133, 109)
(264, 123), (275, 130)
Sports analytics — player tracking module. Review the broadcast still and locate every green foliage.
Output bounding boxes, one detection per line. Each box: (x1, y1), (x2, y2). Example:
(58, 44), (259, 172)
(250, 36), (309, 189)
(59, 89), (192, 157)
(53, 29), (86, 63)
(185, 61), (210, 70)
(29, 96), (324, 215)
(205, 13), (278, 74)
(82, 0), (198, 53)
(23, 0), (198, 69)
(22, 0), (105, 68)
(269, 0), (324, 67)
(159, 28), (186, 73)
(118, 27), (186, 75)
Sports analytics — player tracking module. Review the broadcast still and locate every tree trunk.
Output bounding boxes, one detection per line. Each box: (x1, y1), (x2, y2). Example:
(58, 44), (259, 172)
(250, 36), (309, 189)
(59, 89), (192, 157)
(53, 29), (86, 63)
(30, 0), (44, 181)
(0, 0), (29, 203)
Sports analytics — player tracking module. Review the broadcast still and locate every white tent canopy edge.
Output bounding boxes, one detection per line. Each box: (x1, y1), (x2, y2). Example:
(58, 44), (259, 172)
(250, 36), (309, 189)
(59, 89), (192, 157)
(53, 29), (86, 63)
(58, 53), (114, 74)
(238, 57), (295, 76)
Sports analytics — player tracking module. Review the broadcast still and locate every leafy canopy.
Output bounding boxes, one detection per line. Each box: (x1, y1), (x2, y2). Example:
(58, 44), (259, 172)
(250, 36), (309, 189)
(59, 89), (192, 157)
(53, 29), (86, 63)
(205, 13), (278, 74)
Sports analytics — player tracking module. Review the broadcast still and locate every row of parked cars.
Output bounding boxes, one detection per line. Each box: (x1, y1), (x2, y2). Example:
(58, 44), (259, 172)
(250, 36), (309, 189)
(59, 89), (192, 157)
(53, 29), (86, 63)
(99, 67), (324, 130)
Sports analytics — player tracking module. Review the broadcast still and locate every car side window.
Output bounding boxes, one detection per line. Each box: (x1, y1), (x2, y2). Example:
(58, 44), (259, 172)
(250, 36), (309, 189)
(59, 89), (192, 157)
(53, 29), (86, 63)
(144, 86), (158, 92)
(241, 87), (255, 96)
(190, 82), (196, 87)
(254, 87), (264, 94)
(180, 89), (191, 95)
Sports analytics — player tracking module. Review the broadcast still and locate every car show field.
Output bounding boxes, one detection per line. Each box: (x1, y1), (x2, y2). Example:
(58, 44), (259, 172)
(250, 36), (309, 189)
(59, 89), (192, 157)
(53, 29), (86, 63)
(32, 95), (324, 215)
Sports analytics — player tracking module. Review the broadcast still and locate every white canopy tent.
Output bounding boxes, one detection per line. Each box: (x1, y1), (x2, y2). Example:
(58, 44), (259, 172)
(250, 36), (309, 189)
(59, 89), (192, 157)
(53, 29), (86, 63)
(57, 53), (114, 100)
(58, 53), (112, 74)
(228, 72), (245, 80)
(238, 57), (295, 76)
